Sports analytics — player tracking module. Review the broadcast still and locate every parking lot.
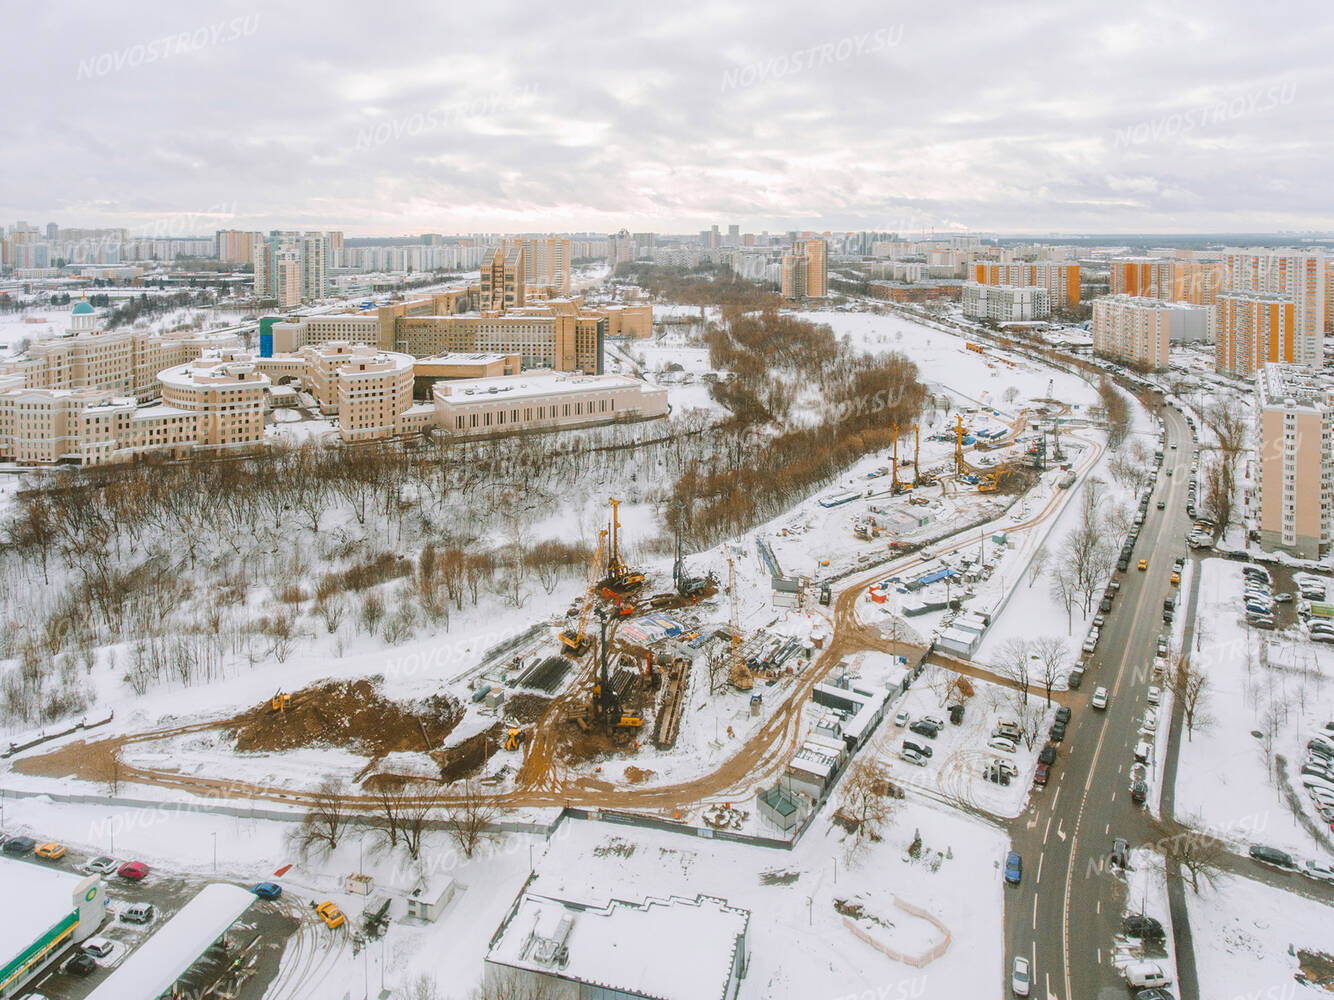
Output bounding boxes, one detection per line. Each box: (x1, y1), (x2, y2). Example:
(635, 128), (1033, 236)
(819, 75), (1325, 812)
(3, 840), (299, 999)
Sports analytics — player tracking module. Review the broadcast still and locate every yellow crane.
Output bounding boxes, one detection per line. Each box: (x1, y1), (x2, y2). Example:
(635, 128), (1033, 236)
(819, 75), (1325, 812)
(605, 498), (644, 589)
(726, 553), (753, 691)
(559, 530), (606, 653)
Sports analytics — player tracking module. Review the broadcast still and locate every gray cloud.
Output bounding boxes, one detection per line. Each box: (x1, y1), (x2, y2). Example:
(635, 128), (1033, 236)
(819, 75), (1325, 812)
(2, 0), (1331, 235)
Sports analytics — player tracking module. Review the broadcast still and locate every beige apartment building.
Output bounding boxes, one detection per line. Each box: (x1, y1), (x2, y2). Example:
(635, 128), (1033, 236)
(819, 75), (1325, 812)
(501, 237), (570, 295)
(158, 355), (270, 451)
(481, 246), (526, 311)
(781, 239), (828, 300)
(433, 371), (667, 440)
(1256, 364), (1334, 559)
(962, 283), (1050, 323)
(1091, 295), (1209, 370)
(0, 387), (108, 463)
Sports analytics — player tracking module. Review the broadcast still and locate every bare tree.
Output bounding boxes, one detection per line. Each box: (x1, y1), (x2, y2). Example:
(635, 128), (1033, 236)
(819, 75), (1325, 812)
(295, 776), (352, 857)
(839, 756), (897, 858)
(1027, 548), (1049, 589)
(442, 778), (496, 860)
(471, 969), (556, 1000)
(1171, 654), (1212, 741)
(997, 638), (1032, 707)
(1032, 636), (1068, 706)
(1202, 461), (1233, 532)
(1049, 560), (1078, 633)
(1153, 814), (1225, 894)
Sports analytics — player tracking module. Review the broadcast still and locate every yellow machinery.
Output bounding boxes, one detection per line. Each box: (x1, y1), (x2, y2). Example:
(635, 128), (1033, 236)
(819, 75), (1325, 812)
(605, 498), (645, 589)
(891, 424), (912, 494)
(615, 715), (644, 728)
(726, 554), (753, 691)
(977, 470), (1012, 493)
(560, 530), (607, 653)
(954, 415), (969, 477)
(270, 692), (291, 712)
(503, 727), (526, 751)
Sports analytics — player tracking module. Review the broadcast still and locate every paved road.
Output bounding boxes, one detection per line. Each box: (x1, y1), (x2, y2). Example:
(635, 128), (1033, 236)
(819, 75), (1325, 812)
(1002, 399), (1194, 1000)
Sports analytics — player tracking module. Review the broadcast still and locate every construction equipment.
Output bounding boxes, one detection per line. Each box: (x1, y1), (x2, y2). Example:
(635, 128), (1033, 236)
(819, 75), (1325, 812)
(977, 470), (1013, 493)
(615, 715), (644, 728)
(818, 582), (832, 606)
(912, 425), (922, 487)
(891, 424), (912, 494)
(591, 609), (624, 727)
(725, 554), (753, 691)
(503, 727), (526, 751)
(672, 501), (712, 598)
(604, 498), (645, 590)
(270, 692), (291, 712)
(559, 530), (607, 653)
(601, 587), (635, 616)
(953, 415), (969, 477)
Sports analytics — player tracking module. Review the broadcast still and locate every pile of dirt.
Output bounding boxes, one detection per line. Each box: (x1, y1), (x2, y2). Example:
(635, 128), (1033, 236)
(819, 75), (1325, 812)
(434, 722), (505, 783)
(1297, 949), (1334, 989)
(623, 765), (655, 784)
(229, 679), (462, 756)
(506, 693), (552, 724)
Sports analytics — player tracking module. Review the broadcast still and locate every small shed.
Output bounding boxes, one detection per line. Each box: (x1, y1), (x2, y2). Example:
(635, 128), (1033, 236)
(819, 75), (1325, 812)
(406, 877), (457, 922)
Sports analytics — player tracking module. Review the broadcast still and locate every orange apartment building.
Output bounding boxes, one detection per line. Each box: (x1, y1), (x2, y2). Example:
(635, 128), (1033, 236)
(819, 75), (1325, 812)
(1214, 293), (1298, 377)
(781, 239), (828, 300)
(1216, 249), (1326, 373)
(1108, 257), (1222, 306)
(971, 262), (1080, 307)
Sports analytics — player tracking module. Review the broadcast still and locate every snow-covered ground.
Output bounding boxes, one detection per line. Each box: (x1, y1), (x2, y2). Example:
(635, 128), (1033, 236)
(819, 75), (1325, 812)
(1173, 558), (1334, 860)
(1187, 871), (1334, 1000)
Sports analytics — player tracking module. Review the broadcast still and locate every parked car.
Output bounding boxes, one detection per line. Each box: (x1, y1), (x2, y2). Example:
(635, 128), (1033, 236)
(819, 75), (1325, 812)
(909, 720), (940, 739)
(994, 721), (1022, 740)
(1049, 721), (1066, 743)
(81, 856), (118, 875)
(1248, 845), (1297, 871)
(1123, 961), (1172, 989)
(1066, 667), (1084, 690)
(1012, 955), (1031, 996)
(1275, 592), (1293, 603)
(1110, 837), (1130, 868)
(2, 836), (35, 856)
(1133, 989), (1177, 1000)
(1134, 741), (1152, 763)
(902, 738), (933, 758)
(893, 710), (910, 727)
(1004, 851), (1023, 884)
(1091, 686), (1109, 710)
(1147, 686), (1161, 705)
(121, 901), (156, 924)
(64, 953), (97, 976)
(117, 860), (149, 881)
(1033, 763), (1050, 787)
(1302, 860), (1334, 884)
(1054, 706), (1072, 724)
(988, 736), (1018, 754)
(34, 842), (65, 861)
(900, 746), (928, 766)
(1132, 780), (1148, 805)
(1038, 745), (1056, 765)
(317, 901), (346, 929)
(82, 937), (114, 959)
(252, 882), (283, 900)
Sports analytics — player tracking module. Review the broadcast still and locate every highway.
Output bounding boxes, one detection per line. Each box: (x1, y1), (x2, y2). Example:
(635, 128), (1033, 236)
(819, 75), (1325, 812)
(1002, 398), (1195, 1000)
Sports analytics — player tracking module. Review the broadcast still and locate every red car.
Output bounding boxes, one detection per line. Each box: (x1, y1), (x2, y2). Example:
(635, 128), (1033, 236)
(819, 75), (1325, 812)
(1033, 763), (1050, 787)
(118, 860), (149, 881)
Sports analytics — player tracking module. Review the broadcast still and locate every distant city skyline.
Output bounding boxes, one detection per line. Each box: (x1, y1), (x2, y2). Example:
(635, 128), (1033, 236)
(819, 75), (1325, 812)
(4, 1), (1332, 235)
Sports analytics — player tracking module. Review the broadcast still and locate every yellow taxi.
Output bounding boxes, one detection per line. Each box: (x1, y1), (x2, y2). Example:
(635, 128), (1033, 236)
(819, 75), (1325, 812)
(1170, 572), (1180, 585)
(316, 901), (345, 930)
(1138, 559), (1148, 571)
(34, 842), (66, 860)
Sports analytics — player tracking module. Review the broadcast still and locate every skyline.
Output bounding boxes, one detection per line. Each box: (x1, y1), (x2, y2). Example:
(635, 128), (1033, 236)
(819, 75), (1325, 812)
(5, 0), (1333, 236)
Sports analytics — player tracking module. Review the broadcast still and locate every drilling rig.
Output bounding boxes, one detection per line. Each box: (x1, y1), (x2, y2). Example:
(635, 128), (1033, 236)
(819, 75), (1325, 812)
(603, 498), (645, 590)
(726, 554), (753, 691)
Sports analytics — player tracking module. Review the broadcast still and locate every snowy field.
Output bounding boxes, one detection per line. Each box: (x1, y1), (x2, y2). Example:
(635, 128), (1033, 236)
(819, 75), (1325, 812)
(1187, 871), (1334, 1000)
(1173, 558), (1334, 860)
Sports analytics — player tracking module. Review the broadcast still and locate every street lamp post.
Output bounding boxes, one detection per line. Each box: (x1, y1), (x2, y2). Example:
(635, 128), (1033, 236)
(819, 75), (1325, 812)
(212, 832), (217, 873)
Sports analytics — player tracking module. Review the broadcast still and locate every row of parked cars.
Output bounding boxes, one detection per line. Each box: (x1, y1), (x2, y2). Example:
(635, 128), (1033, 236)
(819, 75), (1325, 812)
(1240, 564), (1280, 630)
(1299, 727), (1334, 829)
(895, 710), (946, 766)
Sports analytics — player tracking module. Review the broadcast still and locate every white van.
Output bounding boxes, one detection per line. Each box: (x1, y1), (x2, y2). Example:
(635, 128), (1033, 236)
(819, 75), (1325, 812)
(1123, 961), (1172, 989)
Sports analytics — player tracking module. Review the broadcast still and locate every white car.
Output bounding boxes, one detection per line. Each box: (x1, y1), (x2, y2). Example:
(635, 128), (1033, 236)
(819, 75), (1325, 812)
(1147, 685), (1161, 704)
(1134, 741), (1153, 763)
(1142, 711), (1157, 733)
(1012, 955), (1031, 996)
(1091, 686), (1109, 710)
(988, 736), (1018, 754)
(900, 746), (928, 766)
(1303, 860), (1334, 884)
(80, 856), (118, 876)
(893, 710), (910, 727)
(82, 936), (115, 959)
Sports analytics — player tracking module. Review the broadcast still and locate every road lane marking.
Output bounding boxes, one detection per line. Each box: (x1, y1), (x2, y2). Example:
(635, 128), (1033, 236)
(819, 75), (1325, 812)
(1043, 816), (1052, 845)
(1037, 854), (1044, 884)
(1033, 893), (1039, 930)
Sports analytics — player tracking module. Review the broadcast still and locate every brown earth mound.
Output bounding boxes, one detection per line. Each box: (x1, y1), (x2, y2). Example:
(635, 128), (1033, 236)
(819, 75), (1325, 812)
(229, 679), (462, 756)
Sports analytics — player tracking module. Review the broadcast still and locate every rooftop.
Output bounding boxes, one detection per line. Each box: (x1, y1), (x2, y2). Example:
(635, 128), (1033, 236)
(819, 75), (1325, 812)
(0, 857), (86, 963)
(434, 371), (648, 402)
(488, 892), (748, 1000)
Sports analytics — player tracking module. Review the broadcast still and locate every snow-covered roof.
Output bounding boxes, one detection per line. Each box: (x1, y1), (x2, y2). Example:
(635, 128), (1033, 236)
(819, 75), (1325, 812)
(488, 892), (748, 1000)
(0, 858), (85, 965)
(85, 883), (255, 1000)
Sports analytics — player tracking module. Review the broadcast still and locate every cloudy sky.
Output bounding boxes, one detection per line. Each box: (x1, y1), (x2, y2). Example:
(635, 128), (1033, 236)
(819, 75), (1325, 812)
(5, 0), (1331, 236)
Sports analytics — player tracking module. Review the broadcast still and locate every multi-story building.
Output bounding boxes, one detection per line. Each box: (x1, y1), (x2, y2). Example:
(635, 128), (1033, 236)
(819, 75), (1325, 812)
(433, 371), (668, 439)
(480, 246), (526, 311)
(1091, 295), (1208, 370)
(780, 239), (828, 300)
(971, 261), (1080, 307)
(0, 387), (110, 463)
(962, 283), (1051, 323)
(1255, 364), (1334, 559)
(1216, 249), (1326, 373)
(215, 230), (262, 265)
(500, 237), (570, 295)
(253, 231), (330, 303)
(1214, 293), (1298, 378)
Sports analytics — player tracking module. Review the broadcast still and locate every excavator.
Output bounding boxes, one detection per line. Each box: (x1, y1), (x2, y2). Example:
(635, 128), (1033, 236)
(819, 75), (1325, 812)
(559, 530), (607, 653)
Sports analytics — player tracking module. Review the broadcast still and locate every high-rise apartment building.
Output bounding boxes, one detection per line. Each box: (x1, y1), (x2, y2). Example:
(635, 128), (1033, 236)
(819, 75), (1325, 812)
(1091, 295), (1208, 370)
(971, 262), (1080, 307)
(500, 237), (570, 294)
(1255, 364), (1334, 558)
(1215, 249), (1326, 373)
(215, 230), (263, 265)
(962, 283), (1051, 323)
(781, 239), (828, 300)
(252, 232), (329, 304)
